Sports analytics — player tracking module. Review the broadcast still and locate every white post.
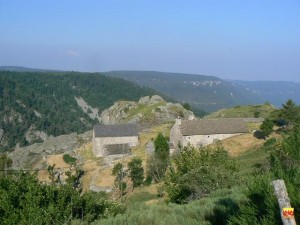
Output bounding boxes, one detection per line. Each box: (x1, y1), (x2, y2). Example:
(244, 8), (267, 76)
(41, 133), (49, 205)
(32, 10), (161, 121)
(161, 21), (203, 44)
(272, 179), (296, 225)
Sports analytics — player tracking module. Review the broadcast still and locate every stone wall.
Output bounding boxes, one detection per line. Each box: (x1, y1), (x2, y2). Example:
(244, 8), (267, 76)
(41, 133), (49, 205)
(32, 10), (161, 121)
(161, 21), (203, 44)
(170, 119), (183, 150)
(93, 132), (139, 157)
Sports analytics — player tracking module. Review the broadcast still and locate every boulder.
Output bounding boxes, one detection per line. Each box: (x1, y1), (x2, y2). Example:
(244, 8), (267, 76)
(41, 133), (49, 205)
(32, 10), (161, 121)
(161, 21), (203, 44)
(138, 96), (150, 104)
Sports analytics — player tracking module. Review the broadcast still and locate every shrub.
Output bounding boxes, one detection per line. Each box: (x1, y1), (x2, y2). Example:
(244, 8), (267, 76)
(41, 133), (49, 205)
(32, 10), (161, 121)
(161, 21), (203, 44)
(143, 175), (152, 186)
(260, 118), (274, 138)
(63, 154), (77, 165)
(0, 172), (124, 224)
(228, 174), (281, 225)
(164, 144), (239, 203)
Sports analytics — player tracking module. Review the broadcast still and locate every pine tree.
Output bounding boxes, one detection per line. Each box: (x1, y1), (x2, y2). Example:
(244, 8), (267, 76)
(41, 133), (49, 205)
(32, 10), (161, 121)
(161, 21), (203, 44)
(147, 133), (170, 182)
(128, 157), (144, 190)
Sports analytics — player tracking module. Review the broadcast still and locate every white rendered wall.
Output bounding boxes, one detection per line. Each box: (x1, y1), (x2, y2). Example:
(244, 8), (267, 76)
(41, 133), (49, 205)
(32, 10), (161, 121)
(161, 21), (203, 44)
(182, 133), (243, 147)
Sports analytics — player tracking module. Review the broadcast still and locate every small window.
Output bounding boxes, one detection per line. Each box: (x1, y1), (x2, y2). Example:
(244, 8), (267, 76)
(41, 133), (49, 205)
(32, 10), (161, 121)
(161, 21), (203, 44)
(207, 136), (210, 138)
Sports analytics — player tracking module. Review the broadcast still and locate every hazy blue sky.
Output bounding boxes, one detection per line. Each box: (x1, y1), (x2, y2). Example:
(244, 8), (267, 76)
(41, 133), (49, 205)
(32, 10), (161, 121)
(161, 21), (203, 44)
(0, 0), (299, 81)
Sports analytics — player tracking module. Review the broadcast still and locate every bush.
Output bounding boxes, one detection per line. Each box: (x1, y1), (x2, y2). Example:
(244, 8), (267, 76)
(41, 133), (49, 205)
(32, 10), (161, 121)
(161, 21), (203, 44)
(63, 154), (77, 165)
(253, 130), (265, 139)
(260, 118), (274, 138)
(164, 144), (239, 204)
(228, 174), (281, 225)
(230, 124), (300, 225)
(143, 175), (152, 186)
(0, 172), (124, 224)
(263, 137), (277, 150)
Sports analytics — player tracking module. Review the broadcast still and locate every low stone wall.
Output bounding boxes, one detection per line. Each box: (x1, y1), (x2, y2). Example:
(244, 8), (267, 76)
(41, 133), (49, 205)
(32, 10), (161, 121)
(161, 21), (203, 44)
(241, 118), (264, 123)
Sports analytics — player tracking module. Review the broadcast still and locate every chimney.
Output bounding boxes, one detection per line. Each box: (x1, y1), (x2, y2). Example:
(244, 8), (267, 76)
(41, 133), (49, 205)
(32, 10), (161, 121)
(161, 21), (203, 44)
(175, 117), (182, 125)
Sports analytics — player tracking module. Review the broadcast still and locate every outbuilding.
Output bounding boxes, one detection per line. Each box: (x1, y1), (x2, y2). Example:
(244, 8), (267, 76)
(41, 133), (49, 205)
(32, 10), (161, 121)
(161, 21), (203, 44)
(93, 124), (139, 157)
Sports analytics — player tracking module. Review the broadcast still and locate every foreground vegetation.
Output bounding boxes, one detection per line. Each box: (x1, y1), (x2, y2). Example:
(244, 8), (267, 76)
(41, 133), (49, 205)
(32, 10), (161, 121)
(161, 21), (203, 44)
(0, 172), (124, 225)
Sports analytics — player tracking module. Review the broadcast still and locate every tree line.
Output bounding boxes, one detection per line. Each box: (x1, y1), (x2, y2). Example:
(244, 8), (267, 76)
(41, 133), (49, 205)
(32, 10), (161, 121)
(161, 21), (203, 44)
(0, 71), (156, 150)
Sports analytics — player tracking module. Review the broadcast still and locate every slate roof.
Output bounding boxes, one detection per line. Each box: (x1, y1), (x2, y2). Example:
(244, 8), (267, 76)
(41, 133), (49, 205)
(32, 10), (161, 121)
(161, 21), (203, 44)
(180, 119), (248, 136)
(94, 124), (139, 138)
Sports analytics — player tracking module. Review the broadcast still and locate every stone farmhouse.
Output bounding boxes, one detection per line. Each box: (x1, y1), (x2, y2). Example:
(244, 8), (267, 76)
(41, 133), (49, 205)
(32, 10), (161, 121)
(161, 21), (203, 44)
(93, 124), (139, 157)
(170, 118), (248, 150)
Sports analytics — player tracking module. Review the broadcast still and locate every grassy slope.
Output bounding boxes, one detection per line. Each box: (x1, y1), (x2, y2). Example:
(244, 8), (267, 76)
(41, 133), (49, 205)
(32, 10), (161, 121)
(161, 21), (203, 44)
(94, 187), (245, 225)
(124, 102), (166, 123)
(204, 103), (276, 119)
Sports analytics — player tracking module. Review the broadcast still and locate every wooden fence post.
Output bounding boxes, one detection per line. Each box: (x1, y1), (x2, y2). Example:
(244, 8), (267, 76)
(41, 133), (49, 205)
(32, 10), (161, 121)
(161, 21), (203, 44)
(272, 179), (296, 225)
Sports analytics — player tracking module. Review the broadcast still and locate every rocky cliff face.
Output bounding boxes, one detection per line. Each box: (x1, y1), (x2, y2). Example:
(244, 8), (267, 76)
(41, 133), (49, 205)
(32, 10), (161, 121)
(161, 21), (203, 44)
(99, 95), (194, 125)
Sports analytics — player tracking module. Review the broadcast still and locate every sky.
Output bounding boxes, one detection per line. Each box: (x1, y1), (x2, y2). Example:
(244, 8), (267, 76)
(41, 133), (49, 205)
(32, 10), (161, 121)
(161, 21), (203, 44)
(0, 0), (299, 81)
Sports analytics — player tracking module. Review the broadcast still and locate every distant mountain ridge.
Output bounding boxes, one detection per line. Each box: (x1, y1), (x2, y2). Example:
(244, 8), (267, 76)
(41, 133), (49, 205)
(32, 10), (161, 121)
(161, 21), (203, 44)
(103, 71), (300, 111)
(103, 71), (255, 112)
(0, 66), (60, 72)
(1, 66), (299, 112)
(228, 80), (300, 107)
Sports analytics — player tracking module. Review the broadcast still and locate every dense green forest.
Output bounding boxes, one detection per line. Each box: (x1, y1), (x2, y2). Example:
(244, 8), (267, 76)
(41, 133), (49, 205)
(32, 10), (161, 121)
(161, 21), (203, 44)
(0, 71), (157, 150)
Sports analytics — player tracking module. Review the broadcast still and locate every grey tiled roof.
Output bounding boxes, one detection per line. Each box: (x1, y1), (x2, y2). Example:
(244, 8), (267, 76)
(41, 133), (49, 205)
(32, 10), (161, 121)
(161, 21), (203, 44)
(94, 124), (139, 137)
(180, 119), (248, 136)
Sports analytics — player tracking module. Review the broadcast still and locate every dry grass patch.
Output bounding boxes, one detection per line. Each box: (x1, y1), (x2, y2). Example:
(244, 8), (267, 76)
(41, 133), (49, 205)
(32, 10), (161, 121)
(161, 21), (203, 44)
(81, 160), (102, 192)
(37, 154), (71, 183)
(46, 154), (70, 168)
(247, 122), (262, 132)
(95, 167), (115, 187)
(220, 132), (281, 157)
(75, 143), (97, 161)
(37, 169), (51, 183)
(132, 123), (172, 160)
(220, 133), (266, 157)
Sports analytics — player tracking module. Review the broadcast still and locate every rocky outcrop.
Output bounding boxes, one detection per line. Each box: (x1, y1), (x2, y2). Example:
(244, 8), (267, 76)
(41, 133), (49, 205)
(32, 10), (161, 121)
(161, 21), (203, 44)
(75, 96), (101, 121)
(99, 95), (194, 125)
(25, 126), (50, 143)
(9, 131), (92, 170)
(0, 129), (3, 141)
(138, 95), (164, 104)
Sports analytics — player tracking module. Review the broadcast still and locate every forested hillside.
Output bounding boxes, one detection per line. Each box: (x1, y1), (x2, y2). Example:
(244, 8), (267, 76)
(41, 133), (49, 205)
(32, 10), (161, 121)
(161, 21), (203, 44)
(103, 71), (258, 112)
(104, 71), (300, 112)
(0, 71), (157, 150)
